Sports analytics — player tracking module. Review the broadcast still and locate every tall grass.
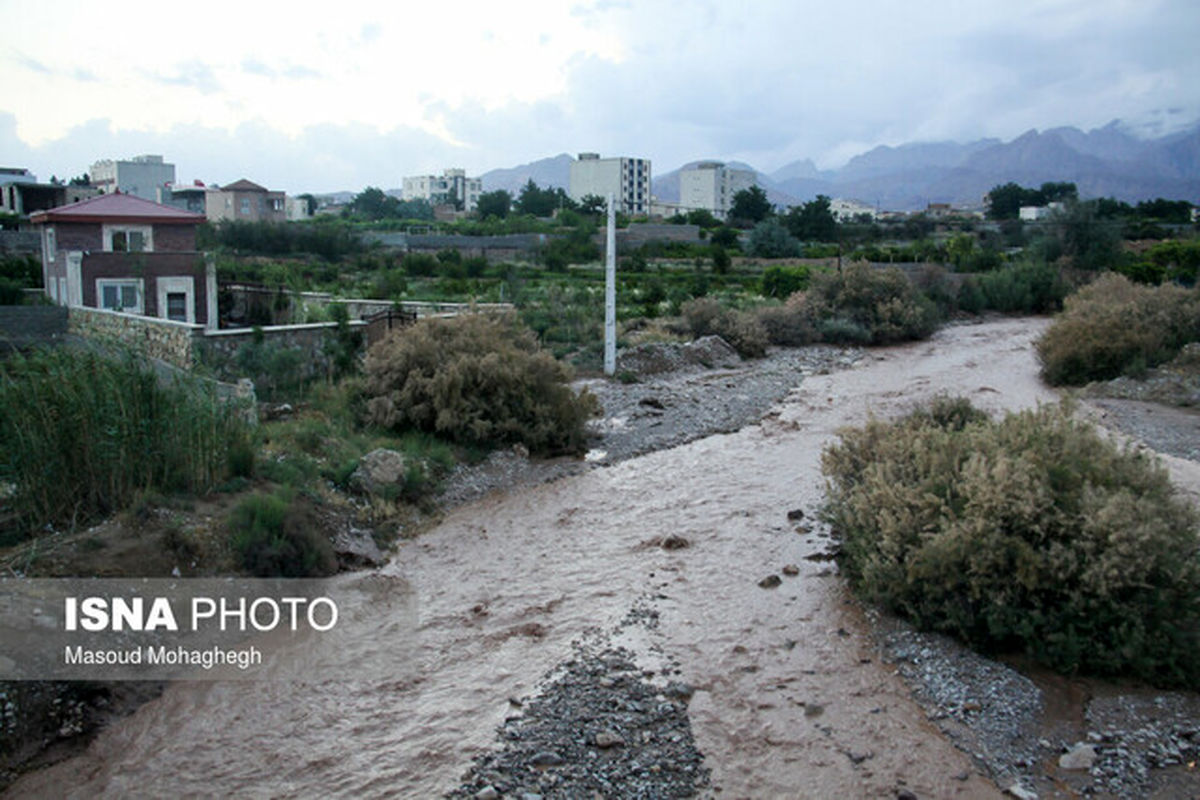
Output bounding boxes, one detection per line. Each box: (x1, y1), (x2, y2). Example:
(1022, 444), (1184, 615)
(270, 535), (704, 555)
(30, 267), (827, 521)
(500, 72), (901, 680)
(0, 347), (252, 541)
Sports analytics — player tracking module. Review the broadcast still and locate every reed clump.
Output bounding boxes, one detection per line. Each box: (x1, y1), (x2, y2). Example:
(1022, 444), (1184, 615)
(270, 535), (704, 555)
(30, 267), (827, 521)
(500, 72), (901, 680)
(0, 347), (252, 542)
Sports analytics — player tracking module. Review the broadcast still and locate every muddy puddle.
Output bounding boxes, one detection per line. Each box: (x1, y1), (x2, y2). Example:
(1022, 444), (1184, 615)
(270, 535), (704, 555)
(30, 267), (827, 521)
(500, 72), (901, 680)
(14, 317), (1191, 799)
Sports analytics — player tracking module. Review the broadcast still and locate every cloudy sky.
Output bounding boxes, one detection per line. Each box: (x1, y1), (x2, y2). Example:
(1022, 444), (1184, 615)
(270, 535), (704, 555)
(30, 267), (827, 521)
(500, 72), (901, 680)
(2, 0), (1198, 193)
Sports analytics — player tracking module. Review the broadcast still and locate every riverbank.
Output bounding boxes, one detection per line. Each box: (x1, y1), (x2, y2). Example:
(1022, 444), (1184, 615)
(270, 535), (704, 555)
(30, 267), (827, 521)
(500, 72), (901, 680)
(7, 316), (1200, 799)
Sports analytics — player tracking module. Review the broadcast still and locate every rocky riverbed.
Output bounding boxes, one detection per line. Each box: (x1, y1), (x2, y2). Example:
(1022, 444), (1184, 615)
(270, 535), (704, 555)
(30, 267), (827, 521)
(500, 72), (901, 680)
(7, 317), (1200, 800)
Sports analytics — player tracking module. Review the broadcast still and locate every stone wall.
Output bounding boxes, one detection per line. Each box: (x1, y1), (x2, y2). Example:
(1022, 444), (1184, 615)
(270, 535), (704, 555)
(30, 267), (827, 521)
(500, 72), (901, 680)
(67, 306), (202, 368)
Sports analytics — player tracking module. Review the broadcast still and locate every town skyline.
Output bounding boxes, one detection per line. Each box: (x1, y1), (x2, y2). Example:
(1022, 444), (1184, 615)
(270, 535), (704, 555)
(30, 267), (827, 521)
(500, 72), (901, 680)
(3, 1), (1198, 194)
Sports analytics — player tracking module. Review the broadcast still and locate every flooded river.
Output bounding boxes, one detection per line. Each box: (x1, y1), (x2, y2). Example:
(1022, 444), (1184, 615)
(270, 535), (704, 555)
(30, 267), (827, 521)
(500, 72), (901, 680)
(12, 319), (1069, 799)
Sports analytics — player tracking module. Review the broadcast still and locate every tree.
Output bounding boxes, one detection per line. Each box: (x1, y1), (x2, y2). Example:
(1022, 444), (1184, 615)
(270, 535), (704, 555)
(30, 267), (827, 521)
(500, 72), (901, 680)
(710, 226), (740, 249)
(1051, 199), (1122, 271)
(348, 187), (398, 220)
(685, 209), (720, 229)
(476, 190), (512, 219)
(296, 193), (318, 216)
(783, 195), (837, 242)
(514, 180), (573, 217)
(579, 194), (607, 215)
(728, 186), (772, 227)
(68, 173), (91, 187)
(745, 218), (801, 258)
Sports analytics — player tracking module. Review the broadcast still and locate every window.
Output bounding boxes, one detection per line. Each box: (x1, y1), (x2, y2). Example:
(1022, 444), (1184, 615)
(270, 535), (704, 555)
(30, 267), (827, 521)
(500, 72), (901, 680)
(103, 225), (152, 252)
(111, 230), (146, 252)
(166, 292), (188, 322)
(97, 279), (143, 313)
(240, 198), (251, 215)
(45, 227), (56, 263)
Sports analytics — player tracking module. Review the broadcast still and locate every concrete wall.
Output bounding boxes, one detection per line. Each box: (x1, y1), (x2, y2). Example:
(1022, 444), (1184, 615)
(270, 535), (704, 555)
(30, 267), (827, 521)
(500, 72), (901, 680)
(0, 306), (68, 352)
(67, 306), (201, 368)
(195, 321), (368, 384)
(0, 231), (40, 255)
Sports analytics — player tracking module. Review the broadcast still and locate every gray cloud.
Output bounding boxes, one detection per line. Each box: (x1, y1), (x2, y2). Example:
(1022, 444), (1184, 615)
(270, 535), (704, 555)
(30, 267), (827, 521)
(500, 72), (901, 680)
(150, 61), (221, 94)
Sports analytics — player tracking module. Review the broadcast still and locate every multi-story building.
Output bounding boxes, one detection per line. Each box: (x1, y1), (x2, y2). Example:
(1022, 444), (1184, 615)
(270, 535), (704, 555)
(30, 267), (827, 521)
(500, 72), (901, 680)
(1, 169), (101, 216)
(88, 155), (176, 201)
(31, 193), (215, 327)
(568, 153), (651, 216)
(157, 182), (210, 215)
(205, 179), (287, 223)
(677, 161), (755, 220)
(401, 168), (482, 212)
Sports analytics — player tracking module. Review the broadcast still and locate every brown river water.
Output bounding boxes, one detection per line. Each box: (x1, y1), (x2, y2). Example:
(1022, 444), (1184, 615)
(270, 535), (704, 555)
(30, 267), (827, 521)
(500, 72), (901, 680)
(17, 316), (1174, 800)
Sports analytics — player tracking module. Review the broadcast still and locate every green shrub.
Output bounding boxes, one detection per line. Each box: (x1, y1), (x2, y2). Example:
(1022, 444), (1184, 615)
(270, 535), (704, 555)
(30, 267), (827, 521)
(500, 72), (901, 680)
(1037, 273), (1200, 385)
(761, 265), (810, 298)
(363, 313), (598, 455)
(0, 348), (252, 541)
(801, 262), (940, 344)
(228, 490), (337, 577)
(822, 398), (1200, 686)
(977, 260), (1066, 313)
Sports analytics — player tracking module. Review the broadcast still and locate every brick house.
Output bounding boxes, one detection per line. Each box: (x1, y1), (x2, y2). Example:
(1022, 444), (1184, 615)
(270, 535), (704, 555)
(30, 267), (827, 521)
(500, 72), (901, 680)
(31, 193), (216, 328)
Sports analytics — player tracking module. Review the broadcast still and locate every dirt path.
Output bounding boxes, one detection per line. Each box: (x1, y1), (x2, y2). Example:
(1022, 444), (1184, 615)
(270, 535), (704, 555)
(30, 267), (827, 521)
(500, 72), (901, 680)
(13, 316), (1193, 799)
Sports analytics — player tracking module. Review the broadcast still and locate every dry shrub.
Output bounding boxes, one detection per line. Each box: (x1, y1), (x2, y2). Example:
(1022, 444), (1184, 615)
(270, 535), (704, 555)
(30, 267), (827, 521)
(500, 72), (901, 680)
(755, 293), (819, 346)
(1037, 273), (1200, 386)
(822, 396), (1200, 686)
(364, 313), (598, 455)
(680, 297), (768, 358)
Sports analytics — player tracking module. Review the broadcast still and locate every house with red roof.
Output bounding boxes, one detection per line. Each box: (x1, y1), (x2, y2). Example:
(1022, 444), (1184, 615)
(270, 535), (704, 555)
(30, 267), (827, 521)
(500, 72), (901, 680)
(30, 193), (216, 328)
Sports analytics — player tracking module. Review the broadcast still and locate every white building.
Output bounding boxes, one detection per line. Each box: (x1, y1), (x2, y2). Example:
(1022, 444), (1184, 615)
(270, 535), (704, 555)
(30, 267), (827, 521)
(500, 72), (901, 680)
(401, 168), (482, 212)
(568, 153), (651, 215)
(677, 162), (755, 219)
(830, 198), (878, 221)
(1018, 202), (1064, 222)
(89, 155), (176, 201)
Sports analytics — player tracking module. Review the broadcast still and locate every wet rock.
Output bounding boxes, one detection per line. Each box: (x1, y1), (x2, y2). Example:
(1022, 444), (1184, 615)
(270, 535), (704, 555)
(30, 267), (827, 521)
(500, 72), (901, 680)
(758, 575), (782, 589)
(1058, 742), (1097, 770)
(349, 448), (408, 495)
(449, 645), (709, 798)
(660, 535), (690, 551)
(897, 790), (919, 800)
(594, 730), (624, 749)
(781, 564), (800, 576)
(787, 508), (805, 521)
(664, 682), (695, 701)
(474, 787), (499, 800)
(1005, 782), (1037, 800)
(530, 751), (564, 767)
(638, 396), (666, 410)
(331, 524), (386, 568)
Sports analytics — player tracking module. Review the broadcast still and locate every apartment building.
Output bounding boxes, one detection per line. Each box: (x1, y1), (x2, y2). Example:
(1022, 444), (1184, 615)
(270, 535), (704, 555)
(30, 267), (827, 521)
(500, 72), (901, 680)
(401, 168), (482, 212)
(568, 153), (651, 216)
(677, 161), (755, 220)
(88, 155), (176, 201)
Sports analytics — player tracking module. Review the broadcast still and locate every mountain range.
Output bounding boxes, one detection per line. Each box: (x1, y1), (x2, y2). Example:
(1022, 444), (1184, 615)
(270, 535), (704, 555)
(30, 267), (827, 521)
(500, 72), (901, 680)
(480, 119), (1200, 212)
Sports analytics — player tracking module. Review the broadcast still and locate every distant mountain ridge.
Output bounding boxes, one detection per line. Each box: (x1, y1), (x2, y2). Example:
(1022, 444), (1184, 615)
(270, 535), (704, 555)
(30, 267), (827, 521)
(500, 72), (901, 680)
(478, 119), (1200, 212)
(480, 153), (574, 194)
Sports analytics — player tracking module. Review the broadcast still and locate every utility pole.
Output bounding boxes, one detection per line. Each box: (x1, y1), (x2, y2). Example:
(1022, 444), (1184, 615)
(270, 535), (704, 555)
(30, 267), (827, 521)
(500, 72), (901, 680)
(604, 193), (616, 376)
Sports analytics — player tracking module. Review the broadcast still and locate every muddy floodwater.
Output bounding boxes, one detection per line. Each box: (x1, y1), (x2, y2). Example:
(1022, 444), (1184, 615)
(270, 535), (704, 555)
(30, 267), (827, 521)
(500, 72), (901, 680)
(17, 317), (1193, 799)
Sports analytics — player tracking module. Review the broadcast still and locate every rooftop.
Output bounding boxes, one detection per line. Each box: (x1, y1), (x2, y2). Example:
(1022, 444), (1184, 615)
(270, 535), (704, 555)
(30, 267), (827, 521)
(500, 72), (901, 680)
(29, 192), (206, 225)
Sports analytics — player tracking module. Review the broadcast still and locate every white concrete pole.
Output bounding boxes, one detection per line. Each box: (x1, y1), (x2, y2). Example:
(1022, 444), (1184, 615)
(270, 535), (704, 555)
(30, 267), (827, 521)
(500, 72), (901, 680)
(604, 193), (617, 376)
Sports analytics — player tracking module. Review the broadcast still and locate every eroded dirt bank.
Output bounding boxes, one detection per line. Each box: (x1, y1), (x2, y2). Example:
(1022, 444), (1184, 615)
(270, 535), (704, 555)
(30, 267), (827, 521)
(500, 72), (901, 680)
(10, 317), (1196, 799)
